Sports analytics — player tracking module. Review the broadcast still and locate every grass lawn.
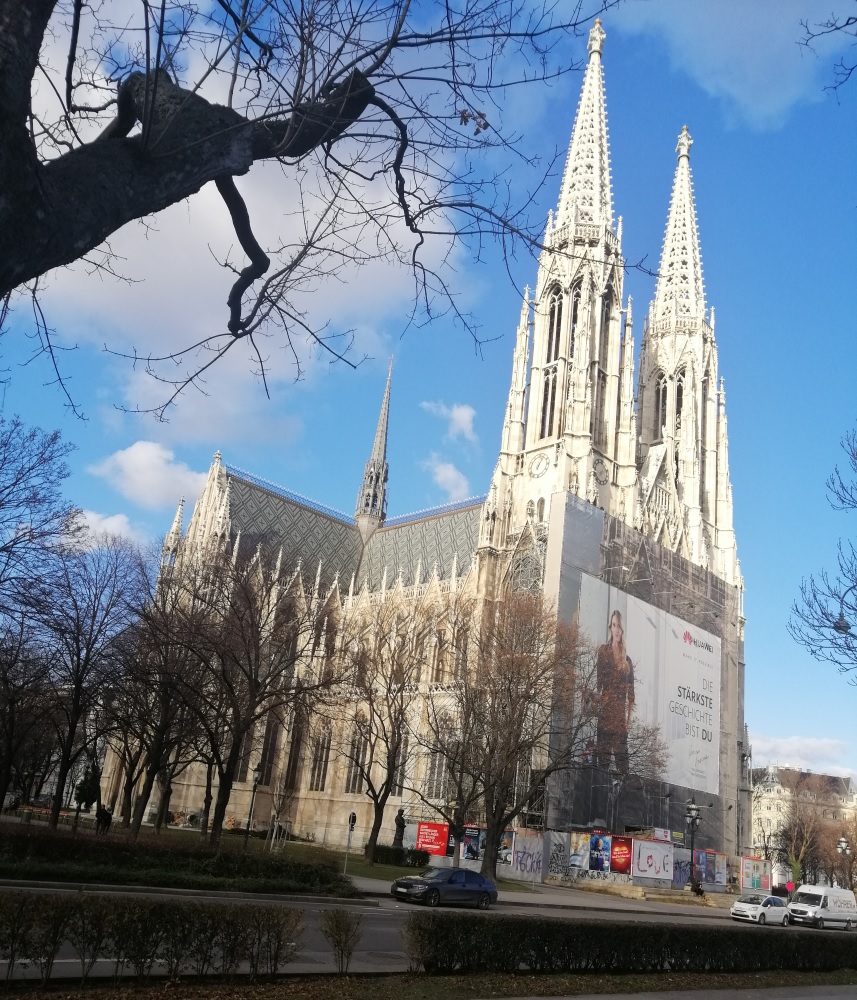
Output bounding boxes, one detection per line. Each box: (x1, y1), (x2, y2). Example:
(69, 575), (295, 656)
(9, 969), (857, 999)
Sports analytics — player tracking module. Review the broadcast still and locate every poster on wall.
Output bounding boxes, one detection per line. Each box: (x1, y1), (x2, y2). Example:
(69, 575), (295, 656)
(569, 831), (591, 870)
(577, 573), (721, 795)
(416, 822), (449, 856)
(610, 836), (633, 875)
(589, 834), (612, 871)
(741, 857), (772, 891)
(632, 838), (674, 881)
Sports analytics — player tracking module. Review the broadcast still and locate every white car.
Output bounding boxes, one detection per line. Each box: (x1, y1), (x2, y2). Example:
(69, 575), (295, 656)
(730, 893), (789, 925)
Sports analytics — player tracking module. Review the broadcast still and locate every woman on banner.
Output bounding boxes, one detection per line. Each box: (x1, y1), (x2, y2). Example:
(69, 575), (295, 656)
(594, 609), (635, 773)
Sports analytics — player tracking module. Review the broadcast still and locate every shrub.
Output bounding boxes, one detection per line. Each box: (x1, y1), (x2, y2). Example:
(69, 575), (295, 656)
(65, 894), (112, 985)
(0, 891), (306, 984)
(0, 892), (34, 984)
(0, 826), (356, 896)
(21, 894), (75, 985)
(402, 911), (857, 975)
(372, 844), (431, 867)
(244, 905), (303, 980)
(319, 908), (364, 975)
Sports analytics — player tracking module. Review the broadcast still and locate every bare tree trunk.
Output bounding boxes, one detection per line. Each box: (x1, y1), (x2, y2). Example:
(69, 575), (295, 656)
(364, 793), (390, 863)
(200, 762), (213, 839)
(208, 740), (243, 847)
(154, 776), (172, 832)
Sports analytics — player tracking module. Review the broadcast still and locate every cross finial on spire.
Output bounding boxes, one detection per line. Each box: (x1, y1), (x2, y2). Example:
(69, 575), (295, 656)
(588, 18), (606, 57)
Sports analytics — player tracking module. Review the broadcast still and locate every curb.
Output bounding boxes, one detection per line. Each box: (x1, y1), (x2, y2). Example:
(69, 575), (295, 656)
(0, 879), (379, 908)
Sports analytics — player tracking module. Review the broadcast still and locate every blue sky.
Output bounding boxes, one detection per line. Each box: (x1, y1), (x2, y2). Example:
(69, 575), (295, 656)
(3, 1), (857, 776)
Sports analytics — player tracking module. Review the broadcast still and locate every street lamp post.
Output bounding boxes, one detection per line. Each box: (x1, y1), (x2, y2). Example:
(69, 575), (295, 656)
(837, 835), (852, 887)
(833, 583), (857, 634)
(685, 798), (701, 891)
(243, 764), (263, 850)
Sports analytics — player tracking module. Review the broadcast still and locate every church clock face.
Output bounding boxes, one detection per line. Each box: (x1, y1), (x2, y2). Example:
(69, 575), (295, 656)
(529, 454), (550, 478)
(593, 458), (609, 485)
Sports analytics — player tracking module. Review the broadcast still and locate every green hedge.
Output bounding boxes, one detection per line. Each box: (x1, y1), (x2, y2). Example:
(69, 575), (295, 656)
(0, 891), (303, 985)
(371, 845), (431, 868)
(0, 827), (355, 896)
(402, 911), (857, 975)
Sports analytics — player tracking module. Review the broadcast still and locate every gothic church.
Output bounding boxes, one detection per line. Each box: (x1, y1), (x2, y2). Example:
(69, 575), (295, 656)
(159, 22), (751, 857)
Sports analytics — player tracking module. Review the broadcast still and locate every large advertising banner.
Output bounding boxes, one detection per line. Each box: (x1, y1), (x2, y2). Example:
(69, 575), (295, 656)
(578, 573), (721, 794)
(741, 857), (772, 891)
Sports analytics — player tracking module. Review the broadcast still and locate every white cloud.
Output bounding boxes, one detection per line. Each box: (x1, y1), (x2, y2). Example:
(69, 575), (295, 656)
(750, 733), (855, 777)
(420, 401), (478, 443)
(614, 0), (853, 128)
(80, 510), (150, 546)
(88, 441), (207, 510)
(422, 453), (471, 502)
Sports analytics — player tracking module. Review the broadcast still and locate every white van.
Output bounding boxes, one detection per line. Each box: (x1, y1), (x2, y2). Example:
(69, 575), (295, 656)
(786, 884), (857, 929)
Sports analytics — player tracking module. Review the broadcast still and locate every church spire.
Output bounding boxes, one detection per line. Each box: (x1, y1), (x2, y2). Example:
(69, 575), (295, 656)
(355, 361), (391, 540)
(555, 19), (613, 228)
(653, 126), (705, 323)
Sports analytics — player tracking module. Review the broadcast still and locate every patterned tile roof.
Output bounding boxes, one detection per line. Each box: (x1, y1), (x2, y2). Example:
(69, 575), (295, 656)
(224, 466), (485, 592)
(225, 469), (363, 587)
(360, 501), (483, 588)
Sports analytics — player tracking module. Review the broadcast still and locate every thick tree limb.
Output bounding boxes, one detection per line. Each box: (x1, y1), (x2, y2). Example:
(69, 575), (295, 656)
(0, 67), (374, 299)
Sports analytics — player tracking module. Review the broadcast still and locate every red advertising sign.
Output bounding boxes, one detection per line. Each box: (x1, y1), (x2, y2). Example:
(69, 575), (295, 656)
(416, 822), (449, 856)
(610, 836), (632, 874)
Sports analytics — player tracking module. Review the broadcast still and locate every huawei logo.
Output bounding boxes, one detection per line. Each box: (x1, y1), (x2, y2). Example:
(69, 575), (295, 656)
(683, 630), (693, 644)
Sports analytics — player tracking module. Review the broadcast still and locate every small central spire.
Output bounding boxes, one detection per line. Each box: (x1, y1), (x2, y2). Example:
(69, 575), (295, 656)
(355, 362), (392, 540)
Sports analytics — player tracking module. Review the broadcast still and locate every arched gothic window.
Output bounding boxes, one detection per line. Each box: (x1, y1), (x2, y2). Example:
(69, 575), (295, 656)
(591, 287), (612, 449)
(675, 367), (686, 432)
(537, 497), (545, 522)
(539, 369), (557, 439)
(569, 281), (581, 359)
(545, 287), (563, 363)
(654, 372), (668, 440)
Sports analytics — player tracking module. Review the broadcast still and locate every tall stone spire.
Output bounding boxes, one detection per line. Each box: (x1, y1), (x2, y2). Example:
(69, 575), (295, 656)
(355, 362), (391, 541)
(555, 19), (613, 228)
(653, 126), (705, 323)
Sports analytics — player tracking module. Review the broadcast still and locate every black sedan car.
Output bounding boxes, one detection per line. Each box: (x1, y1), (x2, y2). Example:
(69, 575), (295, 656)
(391, 867), (498, 909)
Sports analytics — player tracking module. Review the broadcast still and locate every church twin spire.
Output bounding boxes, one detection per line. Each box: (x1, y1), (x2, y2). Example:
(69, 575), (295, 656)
(555, 18), (613, 229)
(653, 125), (706, 324)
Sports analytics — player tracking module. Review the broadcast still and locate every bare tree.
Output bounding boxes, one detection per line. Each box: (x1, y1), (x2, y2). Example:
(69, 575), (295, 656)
(790, 430), (857, 676)
(331, 596), (429, 863)
(0, 1), (622, 413)
(0, 417), (80, 606)
(164, 545), (340, 846)
(26, 532), (147, 828)
(772, 771), (830, 885)
(0, 617), (50, 807)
